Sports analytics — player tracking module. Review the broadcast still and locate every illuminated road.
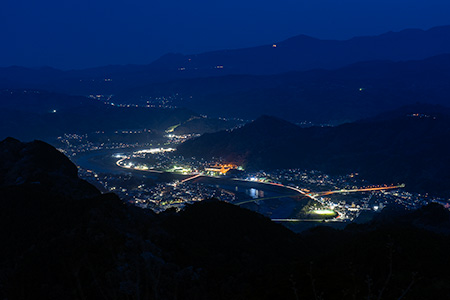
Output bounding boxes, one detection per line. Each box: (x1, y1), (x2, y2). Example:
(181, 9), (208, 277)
(180, 174), (203, 183)
(115, 157), (127, 167)
(116, 157), (164, 173)
(312, 184), (405, 196)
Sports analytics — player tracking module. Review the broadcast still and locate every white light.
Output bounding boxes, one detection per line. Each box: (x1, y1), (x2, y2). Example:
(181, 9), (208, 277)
(135, 148), (175, 154)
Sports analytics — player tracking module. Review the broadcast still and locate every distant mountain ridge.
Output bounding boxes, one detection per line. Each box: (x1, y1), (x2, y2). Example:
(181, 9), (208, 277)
(115, 53), (450, 123)
(0, 89), (197, 141)
(155, 26), (450, 75)
(1, 25), (450, 96)
(0, 89), (244, 142)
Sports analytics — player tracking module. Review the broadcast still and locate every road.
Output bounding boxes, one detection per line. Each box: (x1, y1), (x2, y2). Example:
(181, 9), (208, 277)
(313, 184), (405, 196)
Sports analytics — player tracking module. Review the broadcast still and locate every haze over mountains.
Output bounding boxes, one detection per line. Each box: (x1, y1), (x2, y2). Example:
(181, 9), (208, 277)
(4, 53), (450, 133)
(2, 26), (450, 125)
(1, 25), (450, 91)
(150, 25), (450, 75)
(0, 90), (200, 141)
(115, 54), (450, 123)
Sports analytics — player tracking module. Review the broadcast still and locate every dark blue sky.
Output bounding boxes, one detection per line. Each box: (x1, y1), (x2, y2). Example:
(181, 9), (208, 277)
(2, 0), (449, 69)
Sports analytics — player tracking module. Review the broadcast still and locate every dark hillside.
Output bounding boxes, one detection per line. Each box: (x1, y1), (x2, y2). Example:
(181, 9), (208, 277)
(1, 138), (450, 299)
(0, 90), (196, 141)
(117, 54), (450, 123)
(177, 109), (450, 196)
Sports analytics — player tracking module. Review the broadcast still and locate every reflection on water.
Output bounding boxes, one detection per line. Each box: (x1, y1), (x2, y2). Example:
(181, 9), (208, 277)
(247, 188), (264, 199)
(220, 184), (264, 199)
(215, 184), (266, 199)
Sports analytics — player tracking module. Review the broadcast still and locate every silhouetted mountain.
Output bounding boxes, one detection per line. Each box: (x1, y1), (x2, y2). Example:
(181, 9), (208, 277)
(114, 53), (450, 123)
(150, 26), (450, 75)
(0, 137), (99, 199)
(0, 89), (198, 141)
(0, 138), (202, 299)
(365, 202), (450, 235)
(177, 109), (450, 196)
(172, 116), (242, 135)
(2, 137), (450, 299)
(360, 103), (450, 122)
(0, 89), (102, 113)
(2, 26), (450, 96)
(176, 115), (300, 166)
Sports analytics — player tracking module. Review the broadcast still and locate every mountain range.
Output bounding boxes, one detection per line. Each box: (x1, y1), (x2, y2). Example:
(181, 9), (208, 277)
(113, 53), (450, 123)
(0, 89), (236, 141)
(2, 26), (450, 124)
(2, 25), (450, 97)
(5, 52), (450, 126)
(149, 25), (450, 75)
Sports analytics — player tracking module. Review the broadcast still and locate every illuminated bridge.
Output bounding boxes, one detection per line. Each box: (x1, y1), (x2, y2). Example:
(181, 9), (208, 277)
(310, 184), (405, 197)
(235, 183), (405, 206)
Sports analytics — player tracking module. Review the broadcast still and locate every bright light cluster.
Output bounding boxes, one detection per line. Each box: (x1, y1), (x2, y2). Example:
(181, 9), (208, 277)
(313, 209), (335, 215)
(135, 148), (175, 154)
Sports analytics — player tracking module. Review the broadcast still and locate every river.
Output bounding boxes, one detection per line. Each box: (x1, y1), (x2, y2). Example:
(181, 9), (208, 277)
(72, 148), (342, 232)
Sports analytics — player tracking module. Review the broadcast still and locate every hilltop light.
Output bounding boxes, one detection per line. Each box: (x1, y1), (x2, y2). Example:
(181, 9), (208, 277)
(52, 109), (57, 113)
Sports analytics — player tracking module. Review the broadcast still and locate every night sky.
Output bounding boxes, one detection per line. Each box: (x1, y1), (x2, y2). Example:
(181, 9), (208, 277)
(2, 0), (450, 69)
